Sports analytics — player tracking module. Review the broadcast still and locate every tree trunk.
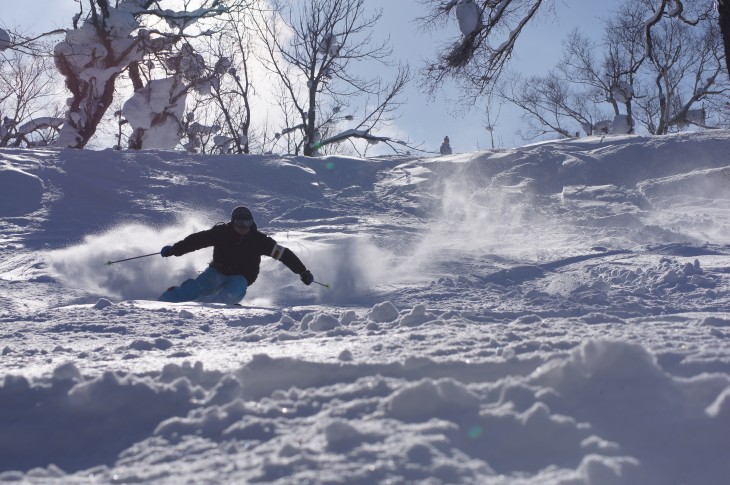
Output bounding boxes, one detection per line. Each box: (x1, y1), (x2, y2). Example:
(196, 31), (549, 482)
(720, 0), (730, 80)
(128, 128), (143, 150)
(303, 89), (317, 157)
(56, 70), (120, 149)
(242, 99), (251, 154)
(128, 61), (144, 91)
(626, 100), (635, 135)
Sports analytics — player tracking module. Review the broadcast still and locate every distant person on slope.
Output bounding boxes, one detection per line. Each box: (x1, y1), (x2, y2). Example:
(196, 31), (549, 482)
(440, 136), (452, 155)
(158, 206), (314, 304)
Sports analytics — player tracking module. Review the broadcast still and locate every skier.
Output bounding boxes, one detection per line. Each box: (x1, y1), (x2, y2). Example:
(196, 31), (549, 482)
(158, 206), (314, 304)
(439, 136), (452, 155)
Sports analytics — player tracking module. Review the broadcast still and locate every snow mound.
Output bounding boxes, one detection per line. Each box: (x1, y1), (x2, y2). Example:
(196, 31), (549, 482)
(532, 339), (730, 484)
(0, 167), (44, 216)
(0, 368), (198, 472)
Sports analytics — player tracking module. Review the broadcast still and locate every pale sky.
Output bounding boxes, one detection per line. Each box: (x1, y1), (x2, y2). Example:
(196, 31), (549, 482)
(1, 0), (620, 153)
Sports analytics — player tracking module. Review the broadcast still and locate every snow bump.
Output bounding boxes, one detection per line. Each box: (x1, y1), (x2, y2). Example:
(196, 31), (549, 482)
(0, 167), (43, 217)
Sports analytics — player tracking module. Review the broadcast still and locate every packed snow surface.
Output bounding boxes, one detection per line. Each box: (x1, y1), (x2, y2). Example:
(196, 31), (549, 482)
(1, 131), (730, 484)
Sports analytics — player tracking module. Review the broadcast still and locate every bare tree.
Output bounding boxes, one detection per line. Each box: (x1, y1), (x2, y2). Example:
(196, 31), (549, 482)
(599, 3), (648, 133)
(548, 3), (646, 137)
(500, 70), (597, 140)
(639, 0), (729, 134)
(183, 0), (258, 154)
(499, 0), (728, 139)
(263, 80), (304, 155)
(483, 99), (501, 148)
(208, 26), (252, 154)
(254, 0), (410, 156)
(0, 36), (65, 147)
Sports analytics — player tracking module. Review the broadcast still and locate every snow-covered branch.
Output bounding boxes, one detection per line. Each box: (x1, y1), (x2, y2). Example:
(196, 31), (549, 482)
(312, 128), (424, 155)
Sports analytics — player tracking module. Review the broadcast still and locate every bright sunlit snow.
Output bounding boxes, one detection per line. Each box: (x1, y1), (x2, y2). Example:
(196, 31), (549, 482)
(1, 130), (730, 484)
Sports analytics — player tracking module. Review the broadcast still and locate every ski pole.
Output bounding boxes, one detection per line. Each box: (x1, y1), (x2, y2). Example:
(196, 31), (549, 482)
(105, 252), (159, 266)
(314, 280), (331, 289)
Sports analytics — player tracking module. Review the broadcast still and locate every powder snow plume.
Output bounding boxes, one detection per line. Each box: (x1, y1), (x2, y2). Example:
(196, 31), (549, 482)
(248, 235), (396, 306)
(49, 218), (212, 301)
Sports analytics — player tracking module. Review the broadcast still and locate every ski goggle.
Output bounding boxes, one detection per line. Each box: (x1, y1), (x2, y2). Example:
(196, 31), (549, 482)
(233, 219), (254, 228)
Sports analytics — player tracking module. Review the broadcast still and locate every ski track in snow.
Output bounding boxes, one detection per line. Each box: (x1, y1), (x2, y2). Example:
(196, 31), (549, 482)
(1, 131), (730, 484)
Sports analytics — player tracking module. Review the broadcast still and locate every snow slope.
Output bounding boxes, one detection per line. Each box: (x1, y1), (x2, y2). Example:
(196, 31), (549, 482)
(1, 131), (730, 484)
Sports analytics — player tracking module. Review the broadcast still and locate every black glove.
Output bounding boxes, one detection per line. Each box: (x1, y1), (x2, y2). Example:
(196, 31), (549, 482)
(160, 245), (174, 257)
(300, 269), (313, 285)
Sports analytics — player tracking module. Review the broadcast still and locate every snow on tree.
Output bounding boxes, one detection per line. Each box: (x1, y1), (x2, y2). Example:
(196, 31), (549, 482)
(317, 33), (341, 57)
(456, 0), (483, 36)
(164, 43), (245, 152)
(212, 133), (247, 153)
(181, 120), (218, 153)
(51, 0), (226, 149)
(0, 29), (11, 51)
(53, 3), (141, 148)
(593, 120), (612, 135)
(611, 114), (631, 135)
(16, 117), (64, 136)
(673, 108), (707, 128)
(685, 108), (706, 126)
(178, 44), (207, 82)
(163, 42), (219, 98)
(611, 81), (634, 104)
(126, 10), (232, 149)
(123, 77), (187, 150)
(214, 57), (233, 76)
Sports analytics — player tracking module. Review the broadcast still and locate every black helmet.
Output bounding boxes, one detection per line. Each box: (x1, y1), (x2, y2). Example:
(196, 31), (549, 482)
(231, 206), (253, 222)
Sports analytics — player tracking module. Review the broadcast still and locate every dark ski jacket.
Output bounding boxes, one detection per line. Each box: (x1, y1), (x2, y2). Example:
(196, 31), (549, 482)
(169, 222), (306, 285)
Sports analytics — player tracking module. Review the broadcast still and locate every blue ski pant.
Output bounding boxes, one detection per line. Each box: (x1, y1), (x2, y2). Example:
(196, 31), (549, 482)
(158, 267), (248, 304)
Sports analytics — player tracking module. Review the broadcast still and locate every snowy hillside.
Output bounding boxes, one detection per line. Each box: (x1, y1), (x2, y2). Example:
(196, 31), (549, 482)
(1, 131), (730, 484)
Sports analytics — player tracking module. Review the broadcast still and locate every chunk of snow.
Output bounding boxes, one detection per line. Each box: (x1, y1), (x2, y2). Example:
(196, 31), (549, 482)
(612, 115), (631, 135)
(308, 313), (340, 332)
(611, 81), (633, 104)
(368, 301), (400, 322)
(593, 120), (612, 135)
(685, 108), (706, 127)
(384, 378), (480, 422)
(456, 0), (482, 36)
(318, 33), (341, 57)
(93, 298), (113, 310)
(399, 304), (438, 327)
(0, 28), (11, 51)
(179, 44), (206, 81)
